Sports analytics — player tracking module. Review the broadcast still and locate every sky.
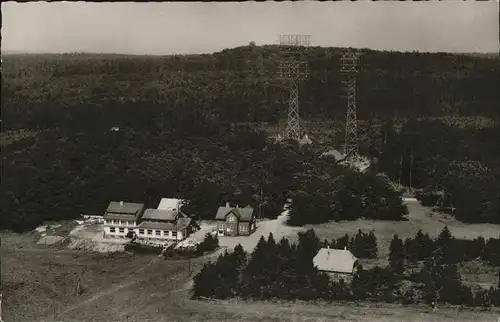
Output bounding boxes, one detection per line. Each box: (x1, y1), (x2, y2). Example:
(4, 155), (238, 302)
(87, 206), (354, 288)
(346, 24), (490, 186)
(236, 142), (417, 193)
(1, 1), (499, 55)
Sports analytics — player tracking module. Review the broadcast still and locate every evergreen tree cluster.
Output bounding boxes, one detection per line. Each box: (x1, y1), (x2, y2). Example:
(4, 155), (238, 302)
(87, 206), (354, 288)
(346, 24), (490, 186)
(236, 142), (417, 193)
(379, 119), (499, 224)
(389, 227), (500, 267)
(324, 230), (378, 259)
(193, 229), (500, 307)
(193, 230), (331, 301)
(197, 233), (219, 254)
(288, 171), (408, 226)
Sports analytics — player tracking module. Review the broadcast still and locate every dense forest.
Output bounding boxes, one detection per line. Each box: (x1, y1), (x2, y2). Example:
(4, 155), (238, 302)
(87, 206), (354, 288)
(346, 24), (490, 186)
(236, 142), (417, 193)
(193, 230), (500, 307)
(1, 45), (498, 231)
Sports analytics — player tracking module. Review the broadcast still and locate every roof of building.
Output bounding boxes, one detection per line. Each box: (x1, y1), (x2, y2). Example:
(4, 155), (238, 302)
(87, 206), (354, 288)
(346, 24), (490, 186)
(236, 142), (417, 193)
(157, 198), (184, 211)
(104, 202), (145, 221)
(137, 217), (192, 231)
(215, 205), (254, 222)
(313, 248), (358, 274)
(142, 209), (177, 221)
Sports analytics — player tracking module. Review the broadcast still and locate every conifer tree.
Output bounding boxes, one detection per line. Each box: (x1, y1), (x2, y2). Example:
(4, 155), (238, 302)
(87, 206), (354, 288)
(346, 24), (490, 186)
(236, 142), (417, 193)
(436, 226), (453, 247)
(389, 234), (405, 273)
(404, 237), (418, 263)
(365, 230), (378, 258)
(335, 233), (350, 249)
(422, 232), (434, 259)
(242, 236), (268, 298)
(297, 229), (321, 263)
(350, 230), (365, 258)
(192, 262), (217, 298)
(414, 229), (425, 259)
(436, 226), (456, 263)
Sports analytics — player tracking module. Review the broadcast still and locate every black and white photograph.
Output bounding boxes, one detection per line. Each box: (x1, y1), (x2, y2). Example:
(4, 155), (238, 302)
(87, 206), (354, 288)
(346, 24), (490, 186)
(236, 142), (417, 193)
(1, 1), (499, 321)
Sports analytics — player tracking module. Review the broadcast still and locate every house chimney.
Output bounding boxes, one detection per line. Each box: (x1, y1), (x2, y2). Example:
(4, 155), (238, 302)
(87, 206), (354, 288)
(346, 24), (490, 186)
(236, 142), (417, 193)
(225, 202), (230, 208)
(327, 245), (329, 249)
(120, 201), (124, 206)
(344, 246), (347, 250)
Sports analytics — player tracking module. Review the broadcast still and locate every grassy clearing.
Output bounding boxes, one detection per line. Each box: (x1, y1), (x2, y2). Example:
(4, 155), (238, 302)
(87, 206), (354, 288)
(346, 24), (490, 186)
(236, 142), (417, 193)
(2, 244), (156, 322)
(306, 200), (500, 258)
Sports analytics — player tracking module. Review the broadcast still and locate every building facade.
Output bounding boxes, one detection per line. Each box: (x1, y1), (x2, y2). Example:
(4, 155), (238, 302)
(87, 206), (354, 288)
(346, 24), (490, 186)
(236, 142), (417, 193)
(135, 208), (197, 242)
(214, 203), (256, 237)
(103, 201), (145, 238)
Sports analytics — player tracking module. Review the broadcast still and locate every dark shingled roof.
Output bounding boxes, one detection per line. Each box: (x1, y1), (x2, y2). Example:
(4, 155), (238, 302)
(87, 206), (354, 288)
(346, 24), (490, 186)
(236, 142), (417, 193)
(142, 209), (178, 221)
(138, 217), (192, 231)
(104, 201), (145, 221)
(215, 206), (254, 222)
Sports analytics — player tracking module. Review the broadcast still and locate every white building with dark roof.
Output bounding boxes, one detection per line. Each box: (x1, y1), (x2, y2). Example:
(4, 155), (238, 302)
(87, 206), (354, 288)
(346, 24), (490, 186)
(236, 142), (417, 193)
(103, 201), (145, 238)
(136, 208), (197, 241)
(313, 247), (359, 282)
(102, 199), (198, 242)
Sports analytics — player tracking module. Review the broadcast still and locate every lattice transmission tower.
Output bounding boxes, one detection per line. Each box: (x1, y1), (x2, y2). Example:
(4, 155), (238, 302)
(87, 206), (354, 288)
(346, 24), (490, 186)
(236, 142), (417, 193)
(276, 34), (310, 140)
(341, 51), (361, 160)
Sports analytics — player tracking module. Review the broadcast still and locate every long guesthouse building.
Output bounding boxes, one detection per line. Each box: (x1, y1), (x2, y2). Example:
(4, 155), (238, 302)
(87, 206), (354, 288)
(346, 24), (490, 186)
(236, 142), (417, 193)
(103, 201), (145, 238)
(103, 199), (198, 242)
(215, 203), (256, 237)
(136, 208), (197, 241)
(313, 247), (359, 283)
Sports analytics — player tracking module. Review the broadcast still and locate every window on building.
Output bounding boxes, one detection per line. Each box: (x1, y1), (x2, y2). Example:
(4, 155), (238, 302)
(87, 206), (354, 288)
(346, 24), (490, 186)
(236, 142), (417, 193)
(240, 224), (247, 231)
(164, 230), (170, 236)
(219, 223), (224, 230)
(227, 215), (235, 222)
(110, 227), (116, 233)
(147, 229), (153, 235)
(155, 230), (161, 236)
(139, 229), (144, 235)
(119, 228), (125, 233)
(172, 231), (177, 237)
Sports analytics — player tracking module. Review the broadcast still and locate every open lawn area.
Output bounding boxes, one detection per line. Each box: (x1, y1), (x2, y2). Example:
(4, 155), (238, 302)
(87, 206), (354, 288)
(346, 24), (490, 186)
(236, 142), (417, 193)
(307, 199), (500, 257)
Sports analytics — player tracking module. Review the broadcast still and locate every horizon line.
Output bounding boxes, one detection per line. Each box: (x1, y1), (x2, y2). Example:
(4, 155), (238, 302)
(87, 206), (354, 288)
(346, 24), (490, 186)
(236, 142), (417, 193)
(1, 45), (499, 57)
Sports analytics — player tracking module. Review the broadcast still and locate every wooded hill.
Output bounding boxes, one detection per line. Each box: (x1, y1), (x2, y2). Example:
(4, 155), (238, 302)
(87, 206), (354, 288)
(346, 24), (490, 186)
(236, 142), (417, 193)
(1, 45), (498, 231)
(2, 45), (498, 131)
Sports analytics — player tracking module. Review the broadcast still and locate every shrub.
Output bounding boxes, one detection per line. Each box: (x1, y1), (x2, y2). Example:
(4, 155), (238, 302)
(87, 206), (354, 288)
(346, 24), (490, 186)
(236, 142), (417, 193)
(197, 233), (219, 253)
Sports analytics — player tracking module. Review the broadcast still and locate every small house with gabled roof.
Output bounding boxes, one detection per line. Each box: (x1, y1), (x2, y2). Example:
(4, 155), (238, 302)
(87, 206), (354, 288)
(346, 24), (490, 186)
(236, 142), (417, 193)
(215, 203), (256, 237)
(313, 247), (359, 282)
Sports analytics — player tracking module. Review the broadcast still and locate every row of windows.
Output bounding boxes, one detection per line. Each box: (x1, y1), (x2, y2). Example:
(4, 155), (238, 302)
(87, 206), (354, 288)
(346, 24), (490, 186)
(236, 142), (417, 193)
(137, 229), (177, 237)
(108, 227), (177, 237)
(105, 219), (135, 226)
(109, 227), (126, 233)
(219, 223), (247, 231)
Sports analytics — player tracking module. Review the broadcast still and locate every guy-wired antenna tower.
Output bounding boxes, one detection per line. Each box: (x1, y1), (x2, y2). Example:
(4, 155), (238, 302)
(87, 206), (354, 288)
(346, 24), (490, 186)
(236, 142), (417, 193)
(276, 34), (310, 140)
(341, 51), (361, 160)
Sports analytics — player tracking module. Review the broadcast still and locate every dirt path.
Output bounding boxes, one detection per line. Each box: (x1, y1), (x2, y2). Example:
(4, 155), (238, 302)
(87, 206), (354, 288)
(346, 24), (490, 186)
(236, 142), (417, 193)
(50, 248), (225, 319)
(53, 255), (163, 318)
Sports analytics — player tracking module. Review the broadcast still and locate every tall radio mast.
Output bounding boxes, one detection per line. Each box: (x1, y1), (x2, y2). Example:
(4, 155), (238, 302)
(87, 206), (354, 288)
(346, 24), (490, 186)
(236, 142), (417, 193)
(276, 34), (310, 140)
(341, 51), (361, 160)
